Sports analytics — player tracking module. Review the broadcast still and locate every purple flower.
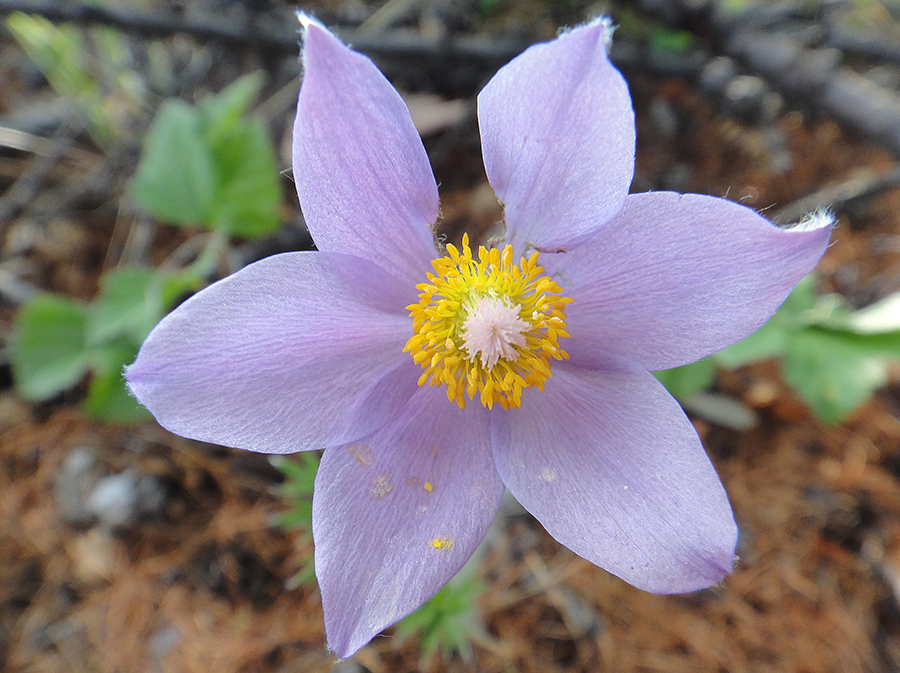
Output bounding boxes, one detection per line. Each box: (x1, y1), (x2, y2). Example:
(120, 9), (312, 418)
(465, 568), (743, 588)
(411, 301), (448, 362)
(127, 16), (832, 658)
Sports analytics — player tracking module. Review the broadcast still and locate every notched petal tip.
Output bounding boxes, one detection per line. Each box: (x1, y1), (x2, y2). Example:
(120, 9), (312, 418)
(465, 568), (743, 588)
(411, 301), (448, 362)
(479, 12), (635, 253)
(296, 9), (325, 32)
(788, 208), (836, 233)
(298, 12), (338, 61)
(560, 16), (615, 50)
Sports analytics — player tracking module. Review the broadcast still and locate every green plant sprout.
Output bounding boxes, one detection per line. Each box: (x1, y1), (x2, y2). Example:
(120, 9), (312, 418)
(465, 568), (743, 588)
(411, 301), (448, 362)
(270, 452), (319, 587)
(655, 274), (900, 423)
(9, 75), (283, 422)
(394, 570), (486, 664)
(7, 11), (144, 144)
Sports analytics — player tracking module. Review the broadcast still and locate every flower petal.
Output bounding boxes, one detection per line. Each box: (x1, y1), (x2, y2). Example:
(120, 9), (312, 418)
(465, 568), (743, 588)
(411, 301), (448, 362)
(555, 192), (833, 370)
(126, 251), (419, 454)
(478, 18), (635, 254)
(314, 386), (503, 658)
(492, 357), (737, 594)
(293, 16), (439, 285)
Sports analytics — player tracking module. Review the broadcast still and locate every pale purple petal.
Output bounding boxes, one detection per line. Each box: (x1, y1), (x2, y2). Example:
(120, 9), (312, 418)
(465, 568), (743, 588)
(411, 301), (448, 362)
(314, 386), (503, 658)
(478, 19), (635, 254)
(126, 251), (419, 454)
(492, 356), (736, 594)
(293, 17), (439, 285)
(554, 192), (833, 370)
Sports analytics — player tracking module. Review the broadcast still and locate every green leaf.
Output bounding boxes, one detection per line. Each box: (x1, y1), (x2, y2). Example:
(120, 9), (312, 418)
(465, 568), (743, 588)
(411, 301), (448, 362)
(826, 329), (900, 358)
(396, 574), (485, 661)
(84, 366), (149, 423)
(273, 453), (319, 587)
(10, 295), (91, 400)
(83, 340), (149, 423)
(130, 100), (216, 225)
(649, 27), (694, 54)
(202, 72), (265, 143)
(715, 318), (791, 369)
(273, 453), (319, 528)
(783, 329), (889, 424)
(653, 357), (716, 400)
(132, 77), (281, 238)
(275, 453), (319, 497)
(88, 267), (160, 345)
(478, 0), (505, 16)
(159, 267), (206, 308)
(780, 273), (821, 317)
(207, 118), (281, 238)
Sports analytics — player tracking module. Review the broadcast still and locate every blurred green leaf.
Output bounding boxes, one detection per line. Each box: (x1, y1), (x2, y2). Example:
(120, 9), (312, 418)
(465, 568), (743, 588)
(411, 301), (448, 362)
(276, 452), (319, 500)
(159, 267), (207, 307)
(130, 100), (217, 225)
(131, 73), (281, 238)
(84, 340), (149, 423)
(715, 318), (790, 369)
(649, 26), (694, 54)
(714, 274), (899, 422)
(88, 267), (160, 345)
(653, 357), (716, 400)
(10, 262), (206, 421)
(828, 328), (900, 358)
(780, 273), (821, 316)
(477, 0), (505, 16)
(202, 72), (265, 142)
(10, 295), (91, 400)
(396, 573), (485, 661)
(207, 118), (281, 237)
(783, 329), (889, 424)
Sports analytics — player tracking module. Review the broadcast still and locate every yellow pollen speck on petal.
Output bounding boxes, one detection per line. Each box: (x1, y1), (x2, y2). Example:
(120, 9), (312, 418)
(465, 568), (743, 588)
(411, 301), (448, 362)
(424, 482), (434, 492)
(370, 474), (394, 499)
(404, 234), (572, 409)
(348, 443), (373, 467)
(429, 536), (453, 550)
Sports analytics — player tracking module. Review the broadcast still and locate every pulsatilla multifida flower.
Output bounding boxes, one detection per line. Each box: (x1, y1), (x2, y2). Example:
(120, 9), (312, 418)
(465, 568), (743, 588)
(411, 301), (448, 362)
(127, 15), (832, 658)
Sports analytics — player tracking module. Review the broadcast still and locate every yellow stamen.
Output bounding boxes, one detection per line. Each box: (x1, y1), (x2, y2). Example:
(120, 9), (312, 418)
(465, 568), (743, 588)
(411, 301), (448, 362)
(403, 235), (572, 410)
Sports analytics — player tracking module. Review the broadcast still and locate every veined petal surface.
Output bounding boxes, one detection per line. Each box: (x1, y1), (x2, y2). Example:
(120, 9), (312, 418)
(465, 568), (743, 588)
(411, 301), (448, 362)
(554, 192), (833, 371)
(314, 386), (503, 658)
(492, 356), (736, 594)
(478, 19), (635, 255)
(293, 18), (439, 285)
(126, 251), (419, 454)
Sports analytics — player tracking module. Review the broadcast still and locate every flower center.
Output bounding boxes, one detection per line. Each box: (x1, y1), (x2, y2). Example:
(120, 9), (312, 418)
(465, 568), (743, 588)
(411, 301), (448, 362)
(404, 235), (572, 410)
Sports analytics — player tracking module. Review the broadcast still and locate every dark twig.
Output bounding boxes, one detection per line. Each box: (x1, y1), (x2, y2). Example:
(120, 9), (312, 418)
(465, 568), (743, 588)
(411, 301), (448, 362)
(636, 0), (900, 161)
(773, 167), (900, 224)
(0, 0), (297, 51)
(0, 0), (711, 90)
(0, 119), (80, 230)
(0, 0), (531, 72)
(827, 30), (900, 68)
